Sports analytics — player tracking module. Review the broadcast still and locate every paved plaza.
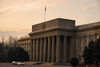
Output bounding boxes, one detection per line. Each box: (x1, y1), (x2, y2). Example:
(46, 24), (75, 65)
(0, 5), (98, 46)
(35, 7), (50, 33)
(0, 63), (73, 67)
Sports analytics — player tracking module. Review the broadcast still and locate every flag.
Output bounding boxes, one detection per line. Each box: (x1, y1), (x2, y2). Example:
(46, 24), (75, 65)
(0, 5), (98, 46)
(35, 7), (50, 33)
(45, 6), (46, 11)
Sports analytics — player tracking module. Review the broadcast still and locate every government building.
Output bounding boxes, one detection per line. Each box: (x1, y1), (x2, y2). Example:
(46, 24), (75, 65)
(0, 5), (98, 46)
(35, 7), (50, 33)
(18, 18), (100, 63)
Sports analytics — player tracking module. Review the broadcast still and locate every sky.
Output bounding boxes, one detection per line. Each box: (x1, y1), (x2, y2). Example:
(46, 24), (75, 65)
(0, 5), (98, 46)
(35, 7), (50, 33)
(0, 0), (100, 42)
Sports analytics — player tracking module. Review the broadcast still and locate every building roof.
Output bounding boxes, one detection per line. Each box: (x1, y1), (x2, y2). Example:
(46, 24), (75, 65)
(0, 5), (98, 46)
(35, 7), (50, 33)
(19, 36), (30, 41)
(76, 21), (100, 30)
(31, 18), (75, 34)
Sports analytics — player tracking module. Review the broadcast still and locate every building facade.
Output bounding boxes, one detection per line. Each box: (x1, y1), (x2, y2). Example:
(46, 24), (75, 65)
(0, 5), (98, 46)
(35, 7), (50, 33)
(18, 18), (100, 63)
(18, 36), (32, 60)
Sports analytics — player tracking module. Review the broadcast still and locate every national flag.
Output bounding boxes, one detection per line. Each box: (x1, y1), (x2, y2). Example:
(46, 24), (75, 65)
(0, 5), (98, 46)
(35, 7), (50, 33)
(45, 6), (46, 11)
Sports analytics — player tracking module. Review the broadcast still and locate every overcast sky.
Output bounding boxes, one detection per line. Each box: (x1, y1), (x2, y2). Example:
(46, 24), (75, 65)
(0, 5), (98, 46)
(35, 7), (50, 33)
(0, 0), (100, 41)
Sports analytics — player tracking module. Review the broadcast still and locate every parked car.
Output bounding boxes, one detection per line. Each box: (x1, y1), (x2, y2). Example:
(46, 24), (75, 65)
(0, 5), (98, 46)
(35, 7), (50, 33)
(12, 61), (17, 65)
(17, 62), (24, 65)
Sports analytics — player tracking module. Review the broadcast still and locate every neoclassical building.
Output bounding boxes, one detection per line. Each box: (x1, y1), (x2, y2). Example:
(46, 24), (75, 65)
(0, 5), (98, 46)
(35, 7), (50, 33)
(18, 18), (100, 63)
(18, 36), (31, 59)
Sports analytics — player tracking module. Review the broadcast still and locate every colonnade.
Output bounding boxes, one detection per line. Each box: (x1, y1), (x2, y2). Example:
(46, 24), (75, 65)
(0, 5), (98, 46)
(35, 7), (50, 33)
(31, 35), (73, 63)
(21, 44), (30, 53)
(77, 33), (100, 62)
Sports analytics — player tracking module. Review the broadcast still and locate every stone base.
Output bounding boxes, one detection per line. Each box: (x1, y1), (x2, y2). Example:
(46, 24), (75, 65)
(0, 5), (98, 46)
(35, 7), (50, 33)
(53, 62), (71, 66)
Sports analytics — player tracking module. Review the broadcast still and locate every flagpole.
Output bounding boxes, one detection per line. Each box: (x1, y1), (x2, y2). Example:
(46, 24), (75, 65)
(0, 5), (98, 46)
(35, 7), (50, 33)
(44, 6), (46, 22)
(44, 0), (46, 22)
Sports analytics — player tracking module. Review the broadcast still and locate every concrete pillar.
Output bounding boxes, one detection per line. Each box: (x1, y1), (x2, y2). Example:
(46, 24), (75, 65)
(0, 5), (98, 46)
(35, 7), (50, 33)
(28, 44), (30, 57)
(23, 44), (25, 50)
(52, 36), (56, 62)
(43, 37), (47, 62)
(36, 39), (39, 62)
(24, 43), (26, 51)
(76, 36), (79, 59)
(63, 36), (67, 63)
(40, 38), (43, 62)
(86, 37), (89, 46)
(25, 44), (26, 50)
(26, 44), (27, 51)
(70, 36), (75, 58)
(33, 39), (36, 61)
(29, 42), (31, 61)
(48, 36), (51, 62)
(56, 35), (61, 63)
(30, 40), (33, 61)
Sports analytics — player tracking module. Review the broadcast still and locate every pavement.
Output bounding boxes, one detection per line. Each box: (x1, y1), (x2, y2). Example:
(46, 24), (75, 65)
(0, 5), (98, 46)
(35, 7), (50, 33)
(0, 62), (73, 67)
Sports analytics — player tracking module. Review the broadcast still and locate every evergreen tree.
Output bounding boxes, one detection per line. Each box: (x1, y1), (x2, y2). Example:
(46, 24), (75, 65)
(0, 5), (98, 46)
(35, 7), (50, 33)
(83, 37), (100, 67)
(8, 47), (29, 62)
(94, 38), (100, 67)
(83, 46), (89, 64)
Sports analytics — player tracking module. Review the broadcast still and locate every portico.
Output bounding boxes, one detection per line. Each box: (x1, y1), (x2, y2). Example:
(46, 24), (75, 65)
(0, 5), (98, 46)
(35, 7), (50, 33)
(18, 18), (100, 63)
(29, 18), (76, 63)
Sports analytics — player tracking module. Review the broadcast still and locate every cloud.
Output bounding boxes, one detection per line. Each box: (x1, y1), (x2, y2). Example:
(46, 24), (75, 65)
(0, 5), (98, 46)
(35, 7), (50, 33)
(0, 30), (29, 37)
(46, 0), (69, 7)
(85, 0), (93, 2)
(95, 0), (100, 5)
(82, 3), (96, 11)
(0, 0), (69, 15)
(86, 0), (100, 5)
(0, 30), (29, 42)
(0, 27), (31, 33)
(0, 7), (13, 15)
(85, 0), (100, 2)
(96, 0), (100, 2)
(0, 0), (41, 15)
